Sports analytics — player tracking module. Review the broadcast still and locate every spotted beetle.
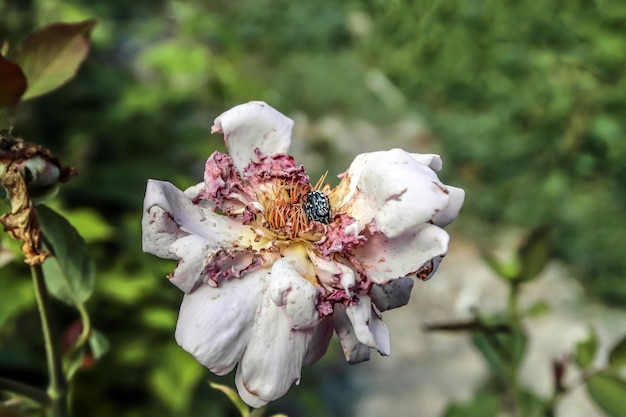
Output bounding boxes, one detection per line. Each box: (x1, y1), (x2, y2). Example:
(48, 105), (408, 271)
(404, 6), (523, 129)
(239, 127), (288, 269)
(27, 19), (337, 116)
(303, 190), (331, 224)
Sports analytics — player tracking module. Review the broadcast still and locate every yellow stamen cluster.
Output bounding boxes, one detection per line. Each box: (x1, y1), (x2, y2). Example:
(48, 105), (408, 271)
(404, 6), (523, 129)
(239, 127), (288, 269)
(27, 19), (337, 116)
(257, 172), (331, 240)
(258, 179), (310, 239)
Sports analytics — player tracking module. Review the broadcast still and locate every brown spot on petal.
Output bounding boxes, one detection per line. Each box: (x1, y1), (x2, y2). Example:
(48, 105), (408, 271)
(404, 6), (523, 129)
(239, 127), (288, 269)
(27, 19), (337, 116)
(414, 258), (439, 281)
(433, 181), (449, 194)
(384, 188), (407, 203)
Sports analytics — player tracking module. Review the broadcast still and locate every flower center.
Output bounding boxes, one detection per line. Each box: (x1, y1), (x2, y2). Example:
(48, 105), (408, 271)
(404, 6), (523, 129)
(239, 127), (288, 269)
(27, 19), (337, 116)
(257, 178), (311, 239)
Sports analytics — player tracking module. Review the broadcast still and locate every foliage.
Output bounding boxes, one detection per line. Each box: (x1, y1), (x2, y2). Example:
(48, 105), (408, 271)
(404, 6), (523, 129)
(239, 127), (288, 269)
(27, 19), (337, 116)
(356, 0), (626, 303)
(1, 0), (625, 416)
(433, 228), (626, 417)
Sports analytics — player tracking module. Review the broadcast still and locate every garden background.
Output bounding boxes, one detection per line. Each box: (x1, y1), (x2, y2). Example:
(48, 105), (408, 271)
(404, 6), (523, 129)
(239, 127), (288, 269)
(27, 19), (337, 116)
(1, 0), (625, 416)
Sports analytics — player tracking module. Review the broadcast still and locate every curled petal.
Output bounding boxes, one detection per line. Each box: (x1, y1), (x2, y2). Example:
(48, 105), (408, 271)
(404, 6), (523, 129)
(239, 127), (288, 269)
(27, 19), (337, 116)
(142, 180), (259, 292)
(211, 101), (293, 173)
(269, 258), (320, 330)
(338, 149), (454, 238)
(332, 304), (371, 364)
(433, 185), (465, 227)
(236, 283), (329, 407)
(355, 222), (450, 284)
(345, 295), (391, 356)
(308, 251), (356, 295)
(409, 152), (443, 171)
(370, 277), (415, 312)
(175, 269), (269, 376)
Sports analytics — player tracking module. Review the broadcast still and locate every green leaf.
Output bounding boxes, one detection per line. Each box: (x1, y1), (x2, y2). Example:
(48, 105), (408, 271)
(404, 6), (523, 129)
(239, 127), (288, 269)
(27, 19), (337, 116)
(482, 252), (520, 281)
(12, 19), (96, 100)
(210, 383), (250, 417)
(516, 227), (551, 283)
(608, 334), (626, 370)
(38, 205), (95, 306)
(575, 326), (598, 369)
(88, 330), (109, 360)
(525, 300), (550, 318)
(587, 374), (626, 417)
(441, 390), (501, 417)
(150, 345), (204, 415)
(0, 55), (27, 108)
(471, 316), (527, 376)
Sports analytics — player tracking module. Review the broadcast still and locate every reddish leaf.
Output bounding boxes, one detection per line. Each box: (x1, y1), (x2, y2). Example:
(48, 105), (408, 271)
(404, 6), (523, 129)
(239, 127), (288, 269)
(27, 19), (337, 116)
(12, 19), (96, 100)
(0, 55), (27, 108)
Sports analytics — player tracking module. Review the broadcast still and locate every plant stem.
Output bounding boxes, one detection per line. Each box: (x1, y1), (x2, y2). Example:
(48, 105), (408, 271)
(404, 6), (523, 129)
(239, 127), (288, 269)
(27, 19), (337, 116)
(505, 282), (522, 417)
(31, 263), (68, 417)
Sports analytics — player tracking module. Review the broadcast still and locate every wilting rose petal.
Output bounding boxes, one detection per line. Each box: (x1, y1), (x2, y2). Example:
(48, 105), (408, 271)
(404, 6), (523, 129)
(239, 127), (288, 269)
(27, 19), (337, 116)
(211, 101), (293, 173)
(433, 185), (465, 227)
(268, 257), (320, 330)
(369, 277), (415, 312)
(345, 295), (391, 356)
(354, 222), (450, 284)
(338, 148), (453, 238)
(235, 271), (329, 407)
(175, 269), (269, 375)
(142, 179), (259, 292)
(409, 152), (443, 171)
(332, 304), (371, 364)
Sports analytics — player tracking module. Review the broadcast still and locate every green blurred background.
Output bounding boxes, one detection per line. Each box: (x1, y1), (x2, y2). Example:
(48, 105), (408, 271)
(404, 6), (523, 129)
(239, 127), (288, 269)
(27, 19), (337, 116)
(1, 0), (625, 416)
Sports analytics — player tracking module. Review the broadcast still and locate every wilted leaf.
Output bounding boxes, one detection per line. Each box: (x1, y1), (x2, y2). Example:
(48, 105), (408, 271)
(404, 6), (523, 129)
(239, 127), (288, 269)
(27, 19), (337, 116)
(516, 227), (551, 283)
(575, 326), (598, 369)
(587, 374), (626, 417)
(0, 55), (27, 108)
(12, 19), (96, 100)
(38, 205), (95, 306)
(608, 334), (626, 370)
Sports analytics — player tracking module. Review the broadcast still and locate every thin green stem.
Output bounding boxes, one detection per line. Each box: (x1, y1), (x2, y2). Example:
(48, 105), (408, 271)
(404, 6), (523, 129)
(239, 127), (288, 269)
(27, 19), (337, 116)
(501, 282), (523, 417)
(0, 376), (49, 405)
(31, 263), (68, 417)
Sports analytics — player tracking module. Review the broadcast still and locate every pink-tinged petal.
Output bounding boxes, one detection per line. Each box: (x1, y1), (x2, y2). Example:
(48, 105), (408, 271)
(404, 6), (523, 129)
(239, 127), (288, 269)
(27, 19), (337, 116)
(211, 101), (293, 173)
(433, 185), (465, 227)
(332, 304), (371, 364)
(369, 277), (414, 312)
(175, 269), (269, 376)
(142, 180), (260, 292)
(345, 295), (390, 355)
(142, 180), (195, 259)
(355, 222), (450, 284)
(338, 149), (453, 238)
(308, 251), (356, 294)
(268, 258), (320, 330)
(235, 286), (329, 407)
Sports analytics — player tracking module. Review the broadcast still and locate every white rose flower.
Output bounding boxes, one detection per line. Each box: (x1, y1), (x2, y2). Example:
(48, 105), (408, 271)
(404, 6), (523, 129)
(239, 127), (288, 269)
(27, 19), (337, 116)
(142, 101), (465, 407)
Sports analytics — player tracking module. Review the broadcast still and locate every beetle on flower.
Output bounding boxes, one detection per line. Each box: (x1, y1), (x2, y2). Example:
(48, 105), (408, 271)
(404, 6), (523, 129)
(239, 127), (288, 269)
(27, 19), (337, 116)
(142, 101), (465, 407)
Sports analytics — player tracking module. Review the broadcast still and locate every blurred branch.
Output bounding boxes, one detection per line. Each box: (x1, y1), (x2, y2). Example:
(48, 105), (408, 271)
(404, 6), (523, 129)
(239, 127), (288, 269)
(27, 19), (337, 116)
(0, 376), (49, 405)
(424, 319), (511, 334)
